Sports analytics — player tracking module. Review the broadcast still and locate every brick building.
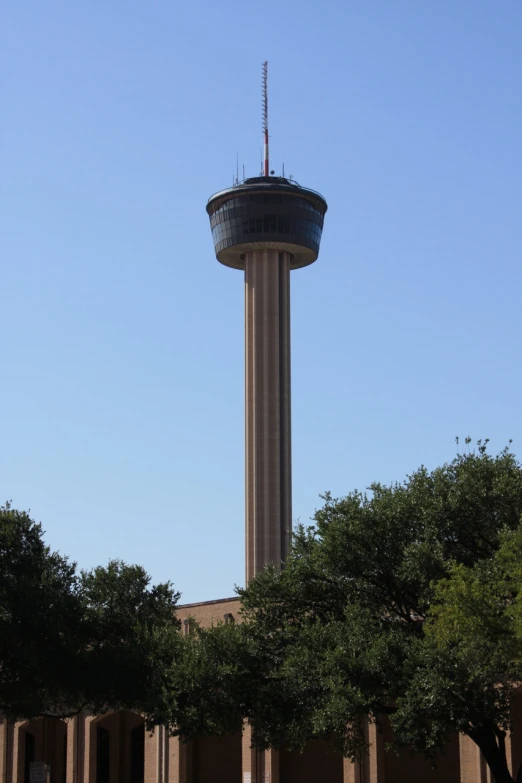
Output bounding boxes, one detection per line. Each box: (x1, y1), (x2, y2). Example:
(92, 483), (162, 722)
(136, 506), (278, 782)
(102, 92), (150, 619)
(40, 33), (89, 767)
(2, 595), (522, 783)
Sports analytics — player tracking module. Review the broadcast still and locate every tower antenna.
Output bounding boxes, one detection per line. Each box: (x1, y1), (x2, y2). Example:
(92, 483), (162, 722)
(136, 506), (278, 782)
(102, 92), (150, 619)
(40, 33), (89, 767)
(262, 61), (269, 177)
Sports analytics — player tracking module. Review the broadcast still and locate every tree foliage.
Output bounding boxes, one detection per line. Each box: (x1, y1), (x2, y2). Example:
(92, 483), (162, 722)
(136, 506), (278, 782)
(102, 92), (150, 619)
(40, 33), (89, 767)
(0, 503), (83, 719)
(0, 503), (181, 721)
(5, 442), (522, 783)
(169, 442), (522, 783)
(395, 526), (522, 782)
(78, 560), (181, 718)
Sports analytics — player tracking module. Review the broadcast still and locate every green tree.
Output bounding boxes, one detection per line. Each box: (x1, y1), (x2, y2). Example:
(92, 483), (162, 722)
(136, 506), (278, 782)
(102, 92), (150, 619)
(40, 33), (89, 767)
(395, 526), (522, 783)
(0, 503), (181, 722)
(0, 502), (83, 719)
(182, 443), (522, 783)
(80, 560), (182, 720)
(162, 620), (251, 738)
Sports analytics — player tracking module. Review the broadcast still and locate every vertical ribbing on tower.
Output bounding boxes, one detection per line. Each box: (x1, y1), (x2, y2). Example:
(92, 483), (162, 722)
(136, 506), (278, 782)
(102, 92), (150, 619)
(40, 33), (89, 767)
(245, 249), (291, 582)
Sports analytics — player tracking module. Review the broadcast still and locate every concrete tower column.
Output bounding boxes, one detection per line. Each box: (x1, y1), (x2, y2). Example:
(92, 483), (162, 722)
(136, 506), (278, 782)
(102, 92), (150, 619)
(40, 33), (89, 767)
(207, 175), (327, 584)
(245, 249), (292, 582)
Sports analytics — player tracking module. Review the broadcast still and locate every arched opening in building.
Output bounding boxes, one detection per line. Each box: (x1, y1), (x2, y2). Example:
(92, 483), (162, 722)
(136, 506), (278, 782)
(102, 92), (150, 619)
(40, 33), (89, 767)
(17, 717), (67, 783)
(23, 729), (35, 783)
(130, 723), (145, 783)
(382, 716), (461, 783)
(280, 739), (344, 783)
(96, 726), (110, 783)
(192, 732), (242, 783)
(92, 711), (145, 783)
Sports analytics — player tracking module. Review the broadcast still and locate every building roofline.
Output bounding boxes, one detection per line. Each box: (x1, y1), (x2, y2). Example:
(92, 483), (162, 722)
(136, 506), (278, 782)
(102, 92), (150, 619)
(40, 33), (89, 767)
(178, 596), (239, 609)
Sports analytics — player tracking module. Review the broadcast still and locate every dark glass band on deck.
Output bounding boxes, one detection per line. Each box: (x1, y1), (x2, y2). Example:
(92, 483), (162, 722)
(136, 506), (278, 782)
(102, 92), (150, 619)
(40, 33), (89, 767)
(206, 177), (328, 270)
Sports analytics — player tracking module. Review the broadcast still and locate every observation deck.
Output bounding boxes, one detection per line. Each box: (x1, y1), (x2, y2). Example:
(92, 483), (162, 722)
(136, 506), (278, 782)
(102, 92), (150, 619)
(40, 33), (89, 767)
(206, 176), (328, 270)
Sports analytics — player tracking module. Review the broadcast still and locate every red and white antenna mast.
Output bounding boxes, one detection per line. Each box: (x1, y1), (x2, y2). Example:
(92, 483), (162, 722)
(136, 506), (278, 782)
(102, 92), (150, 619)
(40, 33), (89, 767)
(262, 61), (269, 177)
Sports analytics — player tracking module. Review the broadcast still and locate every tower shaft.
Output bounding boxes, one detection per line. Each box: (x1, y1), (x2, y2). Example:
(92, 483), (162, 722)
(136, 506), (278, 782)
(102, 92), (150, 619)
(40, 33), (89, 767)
(245, 249), (292, 581)
(206, 173), (327, 583)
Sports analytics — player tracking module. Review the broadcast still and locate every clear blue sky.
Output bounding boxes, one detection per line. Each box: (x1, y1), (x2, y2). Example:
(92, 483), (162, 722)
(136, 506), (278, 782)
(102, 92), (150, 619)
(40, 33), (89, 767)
(2, 2), (521, 603)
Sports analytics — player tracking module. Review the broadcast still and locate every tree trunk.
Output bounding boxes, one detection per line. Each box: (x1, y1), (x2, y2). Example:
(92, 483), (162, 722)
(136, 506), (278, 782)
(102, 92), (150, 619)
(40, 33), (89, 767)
(469, 723), (514, 783)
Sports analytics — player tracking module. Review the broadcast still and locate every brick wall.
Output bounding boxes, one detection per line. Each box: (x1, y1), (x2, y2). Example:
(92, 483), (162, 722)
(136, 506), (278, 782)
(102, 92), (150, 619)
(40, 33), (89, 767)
(177, 597), (240, 629)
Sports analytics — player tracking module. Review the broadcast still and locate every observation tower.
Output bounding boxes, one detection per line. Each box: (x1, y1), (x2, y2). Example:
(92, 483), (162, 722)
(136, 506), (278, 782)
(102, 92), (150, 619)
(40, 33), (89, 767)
(206, 63), (327, 582)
